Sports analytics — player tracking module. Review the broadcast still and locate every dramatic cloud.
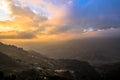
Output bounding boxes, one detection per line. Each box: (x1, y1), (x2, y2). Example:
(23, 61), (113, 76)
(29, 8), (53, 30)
(66, 0), (120, 31)
(0, 0), (120, 41)
(0, 0), (67, 40)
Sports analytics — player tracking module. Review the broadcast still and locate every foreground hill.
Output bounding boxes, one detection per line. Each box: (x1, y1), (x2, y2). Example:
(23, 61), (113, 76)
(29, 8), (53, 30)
(0, 42), (55, 69)
(0, 42), (100, 80)
(0, 52), (21, 71)
(96, 62), (120, 80)
(0, 42), (120, 80)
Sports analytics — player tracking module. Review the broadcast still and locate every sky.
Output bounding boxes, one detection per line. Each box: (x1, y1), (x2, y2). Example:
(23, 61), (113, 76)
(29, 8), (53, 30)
(0, 0), (120, 44)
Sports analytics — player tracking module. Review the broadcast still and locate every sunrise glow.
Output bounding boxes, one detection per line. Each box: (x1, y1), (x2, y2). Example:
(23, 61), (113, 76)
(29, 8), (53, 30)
(0, 0), (120, 43)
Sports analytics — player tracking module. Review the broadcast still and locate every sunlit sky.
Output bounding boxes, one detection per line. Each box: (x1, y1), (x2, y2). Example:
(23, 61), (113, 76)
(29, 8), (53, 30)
(0, 0), (120, 43)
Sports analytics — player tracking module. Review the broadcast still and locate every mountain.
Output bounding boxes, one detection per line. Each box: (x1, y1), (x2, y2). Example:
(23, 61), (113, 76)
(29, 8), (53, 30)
(96, 62), (120, 80)
(0, 42), (100, 80)
(0, 42), (54, 69)
(0, 52), (20, 71)
(36, 37), (120, 65)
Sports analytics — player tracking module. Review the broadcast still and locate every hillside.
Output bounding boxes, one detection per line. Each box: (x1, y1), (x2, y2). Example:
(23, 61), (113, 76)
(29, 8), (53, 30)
(0, 52), (21, 71)
(0, 42), (55, 69)
(0, 42), (120, 80)
(96, 62), (120, 80)
(0, 52), (26, 73)
(0, 42), (100, 80)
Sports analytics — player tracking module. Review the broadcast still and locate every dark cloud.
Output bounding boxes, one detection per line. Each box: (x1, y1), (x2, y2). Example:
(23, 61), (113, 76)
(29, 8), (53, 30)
(0, 32), (36, 39)
(18, 32), (36, 39)
(65, 0), (120, 32)
(41, 0), (120, 34)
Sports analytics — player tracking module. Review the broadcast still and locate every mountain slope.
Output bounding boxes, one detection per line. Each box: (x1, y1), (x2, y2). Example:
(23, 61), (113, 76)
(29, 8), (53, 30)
(0, 42), (53, 69)
(0, 42), (100, 80)
(96, 62), (120, 80)
(0, 52), (21, 71)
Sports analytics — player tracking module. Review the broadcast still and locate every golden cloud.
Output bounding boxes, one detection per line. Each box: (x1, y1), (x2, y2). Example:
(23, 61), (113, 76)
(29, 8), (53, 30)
(0, 0), (67, 41)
